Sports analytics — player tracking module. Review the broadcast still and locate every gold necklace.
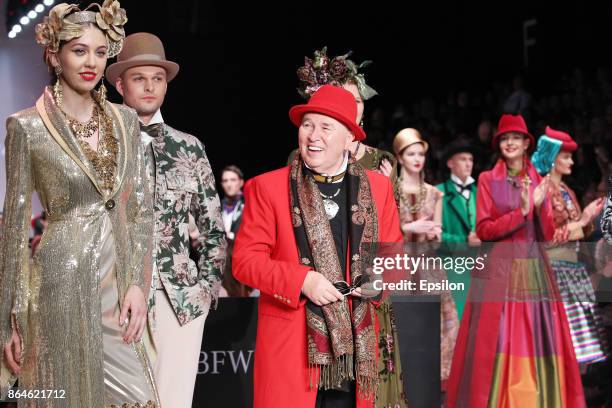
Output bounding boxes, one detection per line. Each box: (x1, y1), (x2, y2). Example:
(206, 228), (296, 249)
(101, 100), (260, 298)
(312, 172), (346, 184)
(400, 177), (427, 213)
(78, 107), (117, 191)
(69, 103), (118, 191)
(52, 90), (117, 191)
(66, 104), (100, 139)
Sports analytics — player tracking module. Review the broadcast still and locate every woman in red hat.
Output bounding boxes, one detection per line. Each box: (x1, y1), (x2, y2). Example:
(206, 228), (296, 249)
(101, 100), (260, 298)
(446, 114), (586, 407)
(532, 127), (608, 367)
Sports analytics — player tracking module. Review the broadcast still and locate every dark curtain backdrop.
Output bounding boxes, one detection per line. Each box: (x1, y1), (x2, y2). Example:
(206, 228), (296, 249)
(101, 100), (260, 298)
(86, 1), (612, 181)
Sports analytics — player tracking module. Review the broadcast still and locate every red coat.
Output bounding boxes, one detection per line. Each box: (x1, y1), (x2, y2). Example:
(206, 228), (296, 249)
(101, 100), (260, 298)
(233, 166), (402, 408)
(446, 159), (585, 407)
(475, 159), (554, 244)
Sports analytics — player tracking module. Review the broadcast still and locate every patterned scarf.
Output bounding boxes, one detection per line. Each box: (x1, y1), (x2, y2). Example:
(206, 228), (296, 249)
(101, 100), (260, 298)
(289, 154), (379, 399)
(549, 182), (581, 226)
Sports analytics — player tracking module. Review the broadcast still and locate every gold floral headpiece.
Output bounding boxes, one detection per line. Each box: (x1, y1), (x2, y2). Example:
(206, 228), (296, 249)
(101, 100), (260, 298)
(35, 0), (127, 57)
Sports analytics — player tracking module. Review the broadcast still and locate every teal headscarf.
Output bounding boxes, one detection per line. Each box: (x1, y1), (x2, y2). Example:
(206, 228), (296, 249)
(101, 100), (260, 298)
(531, 135), (563, 175)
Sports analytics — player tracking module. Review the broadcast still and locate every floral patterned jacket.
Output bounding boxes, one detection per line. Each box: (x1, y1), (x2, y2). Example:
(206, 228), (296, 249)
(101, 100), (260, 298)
(146, 123), (226, 326)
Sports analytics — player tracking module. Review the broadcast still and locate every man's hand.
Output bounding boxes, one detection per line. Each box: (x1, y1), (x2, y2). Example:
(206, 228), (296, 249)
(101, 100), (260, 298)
(120, 285), (148, 344)
(301, 271), (344, 306)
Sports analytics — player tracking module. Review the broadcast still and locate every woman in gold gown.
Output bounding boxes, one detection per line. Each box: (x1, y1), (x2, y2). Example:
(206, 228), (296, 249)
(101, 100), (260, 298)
(393, 128), (459, 386)
(0, 2), (158, 407)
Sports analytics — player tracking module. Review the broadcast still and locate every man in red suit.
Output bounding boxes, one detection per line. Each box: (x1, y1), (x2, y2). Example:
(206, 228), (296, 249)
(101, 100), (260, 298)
(233, 85), (403, 408)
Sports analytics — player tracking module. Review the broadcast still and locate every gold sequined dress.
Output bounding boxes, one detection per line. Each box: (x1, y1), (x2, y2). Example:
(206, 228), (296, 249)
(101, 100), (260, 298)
(0, 87), (159, 407)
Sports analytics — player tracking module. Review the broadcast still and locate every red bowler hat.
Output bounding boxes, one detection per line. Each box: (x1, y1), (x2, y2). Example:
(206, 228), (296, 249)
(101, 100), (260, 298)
(289, 84), (366, 141)
(545, 126), (577, 152)
(492, 114), (535, 151)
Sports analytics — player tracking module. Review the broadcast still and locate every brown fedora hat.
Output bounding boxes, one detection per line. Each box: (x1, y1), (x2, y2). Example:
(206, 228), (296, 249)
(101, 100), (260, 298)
(105, 32), (180, 86)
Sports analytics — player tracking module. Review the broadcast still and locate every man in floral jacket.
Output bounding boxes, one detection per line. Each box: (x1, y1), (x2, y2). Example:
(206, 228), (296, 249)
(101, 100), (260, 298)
(107, 32), (226, 408)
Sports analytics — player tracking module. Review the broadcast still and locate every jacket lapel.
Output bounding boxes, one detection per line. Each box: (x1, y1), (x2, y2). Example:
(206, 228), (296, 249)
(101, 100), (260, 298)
(445, 179), (470, 231)
(149, 125), (170, 200)
(36, 91), (103, 196)
(233, 199), (244, 222)
(106, 102), (128, 198)
(467, 184), (477, 231)
(149, 124), (168, 164)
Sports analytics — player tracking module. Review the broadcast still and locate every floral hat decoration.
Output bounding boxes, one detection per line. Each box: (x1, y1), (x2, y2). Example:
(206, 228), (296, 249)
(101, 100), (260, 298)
(35, 0), (127, 58)
(296, 46), (378, 100)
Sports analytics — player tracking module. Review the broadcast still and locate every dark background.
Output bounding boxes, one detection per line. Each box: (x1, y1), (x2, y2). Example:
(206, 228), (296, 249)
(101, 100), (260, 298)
(2, 3), (612, 407)
(7, 0), (612, 180)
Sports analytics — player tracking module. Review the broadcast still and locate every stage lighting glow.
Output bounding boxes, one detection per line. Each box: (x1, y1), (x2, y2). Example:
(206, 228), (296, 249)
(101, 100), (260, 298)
(10, 3), (49, 39)
(9, 0), (49, 38)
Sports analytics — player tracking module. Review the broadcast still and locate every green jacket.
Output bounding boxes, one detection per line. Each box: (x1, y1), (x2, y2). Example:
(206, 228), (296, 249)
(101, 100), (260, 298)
(436, 179), (477, 243)
(436, 179), (477, 320)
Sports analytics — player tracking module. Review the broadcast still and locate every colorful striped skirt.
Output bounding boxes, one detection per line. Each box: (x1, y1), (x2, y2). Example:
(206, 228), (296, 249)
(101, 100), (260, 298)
(551, 260), (609, 365)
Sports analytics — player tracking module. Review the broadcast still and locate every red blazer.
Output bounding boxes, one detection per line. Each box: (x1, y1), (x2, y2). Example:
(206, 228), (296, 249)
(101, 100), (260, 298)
(233, 166), (402, 408)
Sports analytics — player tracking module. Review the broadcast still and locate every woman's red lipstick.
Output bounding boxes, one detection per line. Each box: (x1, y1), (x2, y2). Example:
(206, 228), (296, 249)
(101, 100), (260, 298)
(79, 71), (97, 81)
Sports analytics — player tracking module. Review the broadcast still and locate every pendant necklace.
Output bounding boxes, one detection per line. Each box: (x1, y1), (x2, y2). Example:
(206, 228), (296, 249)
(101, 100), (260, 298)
(320, 188), (341, 219)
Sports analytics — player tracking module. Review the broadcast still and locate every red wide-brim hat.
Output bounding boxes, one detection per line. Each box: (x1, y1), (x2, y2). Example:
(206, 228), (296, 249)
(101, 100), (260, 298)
(492, 113), (535, 151)
(545, 126), (577, 152)
(288, 84), (366, 141)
